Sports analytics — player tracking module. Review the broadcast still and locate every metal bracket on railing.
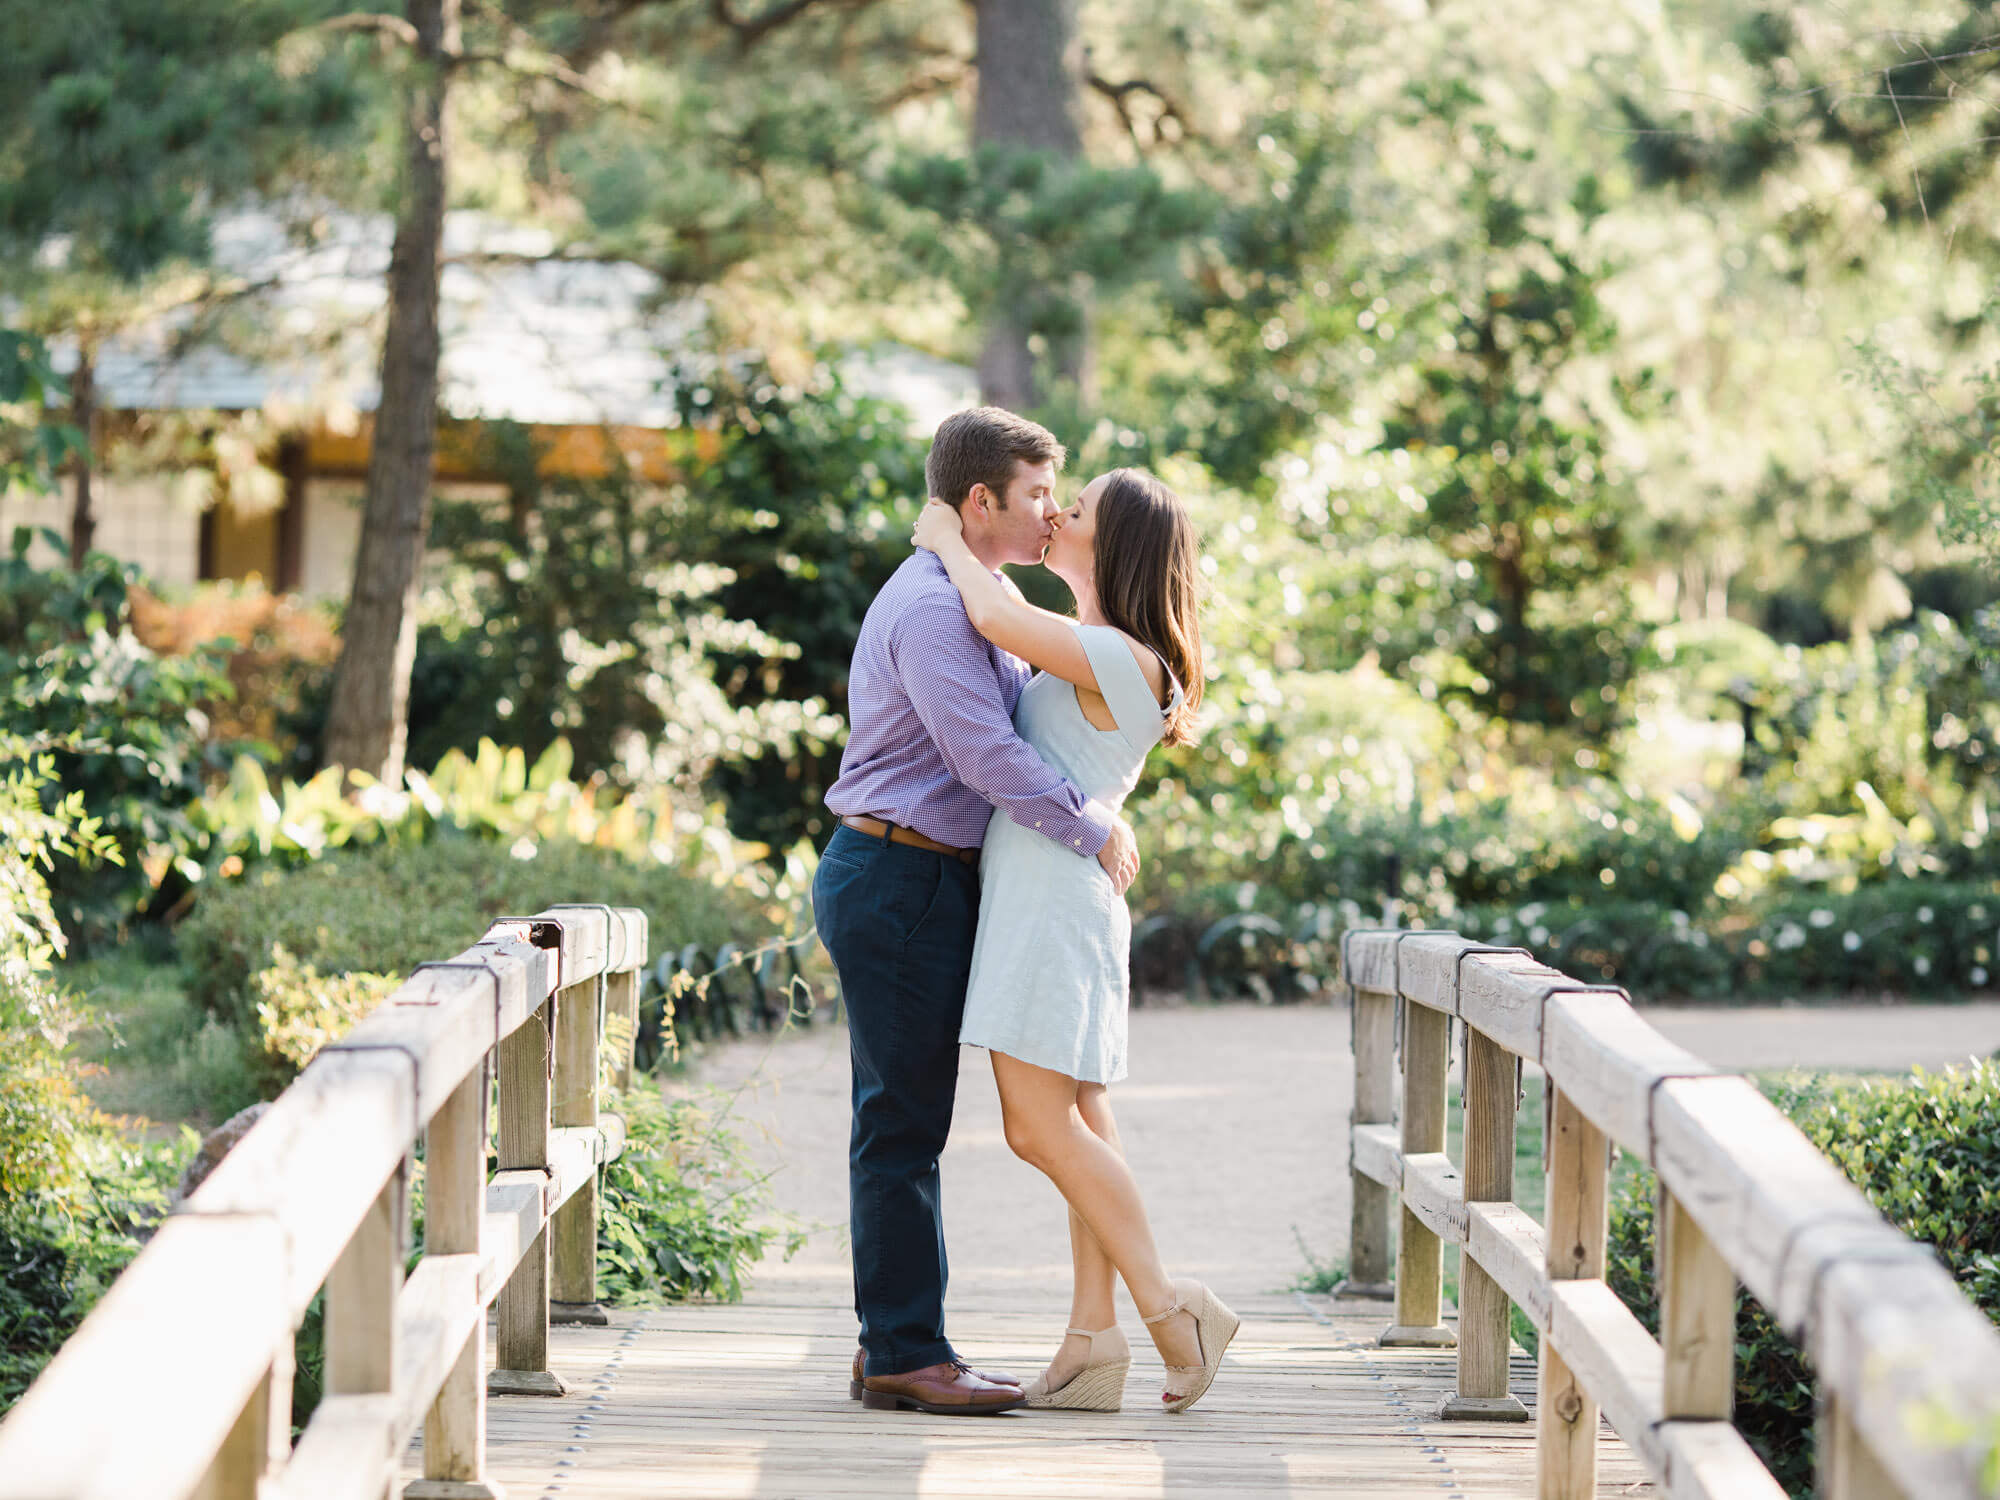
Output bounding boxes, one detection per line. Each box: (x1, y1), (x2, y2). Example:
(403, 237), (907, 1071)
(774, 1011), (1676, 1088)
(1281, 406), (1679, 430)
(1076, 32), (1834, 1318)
(544, 902), (626, 975)
(490, 916), (566, 991)
(1449, 944), (1533, 1019)
(1525, 983), (1631, 1070)
(1641, 1065), (1721, 1176)
(1768, 1211), (1940, 1347)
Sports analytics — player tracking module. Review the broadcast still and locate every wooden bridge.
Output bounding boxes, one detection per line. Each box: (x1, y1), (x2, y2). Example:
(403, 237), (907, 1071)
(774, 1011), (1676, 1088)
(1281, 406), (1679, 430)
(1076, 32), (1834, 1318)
(2, 910), (1998, 1498)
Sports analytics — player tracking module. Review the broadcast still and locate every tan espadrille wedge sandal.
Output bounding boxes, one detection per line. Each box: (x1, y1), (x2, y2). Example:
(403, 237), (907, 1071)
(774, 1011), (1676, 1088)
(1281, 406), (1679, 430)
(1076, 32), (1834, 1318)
(1021, 1325), (1132, 1411)
(1142, 1278), (1240, 1414)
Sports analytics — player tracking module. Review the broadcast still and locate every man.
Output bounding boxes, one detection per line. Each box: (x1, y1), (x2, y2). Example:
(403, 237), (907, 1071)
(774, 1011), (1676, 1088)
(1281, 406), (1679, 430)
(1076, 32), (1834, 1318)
(814, 406), (1141, 1416)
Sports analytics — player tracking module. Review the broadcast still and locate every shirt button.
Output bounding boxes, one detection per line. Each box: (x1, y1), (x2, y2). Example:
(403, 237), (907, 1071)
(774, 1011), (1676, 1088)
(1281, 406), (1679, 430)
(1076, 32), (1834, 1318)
(1073, 839), (1082, 846)
(1034, 820), (1042, 828)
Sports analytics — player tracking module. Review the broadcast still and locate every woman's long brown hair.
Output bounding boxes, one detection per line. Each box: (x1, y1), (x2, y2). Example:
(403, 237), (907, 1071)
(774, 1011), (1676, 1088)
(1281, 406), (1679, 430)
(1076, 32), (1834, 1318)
(1091, 468), (1204, 747)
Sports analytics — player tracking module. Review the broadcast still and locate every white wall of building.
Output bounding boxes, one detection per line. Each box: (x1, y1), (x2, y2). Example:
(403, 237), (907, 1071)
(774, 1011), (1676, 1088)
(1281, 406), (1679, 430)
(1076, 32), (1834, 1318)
(0, 477), (201, 585)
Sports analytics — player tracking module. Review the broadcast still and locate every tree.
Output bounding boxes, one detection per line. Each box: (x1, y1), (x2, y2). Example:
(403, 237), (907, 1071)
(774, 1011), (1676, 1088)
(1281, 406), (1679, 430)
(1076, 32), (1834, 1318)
(321, 0), (459, 785)
(0, 1), (370, 559)
(972, 0), (1087, 407)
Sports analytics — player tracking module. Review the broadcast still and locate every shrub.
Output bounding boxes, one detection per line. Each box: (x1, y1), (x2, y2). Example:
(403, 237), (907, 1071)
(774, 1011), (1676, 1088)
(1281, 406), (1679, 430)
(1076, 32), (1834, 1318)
(1607, 1065), (2000, 1497)
(595, 1086), (799, 1303)
(251, 947), (398, 1075)
(179, 834), (774, 1052)
(127, 581), (340, 776)
(0, 1126), (188, 1414)
(0, 539), (230, 949)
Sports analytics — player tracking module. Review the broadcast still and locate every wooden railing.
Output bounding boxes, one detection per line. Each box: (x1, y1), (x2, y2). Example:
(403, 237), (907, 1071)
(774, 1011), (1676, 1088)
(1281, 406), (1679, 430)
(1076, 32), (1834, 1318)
(0, 902), (648, 1500)
(1338, 928), (2000, 1500)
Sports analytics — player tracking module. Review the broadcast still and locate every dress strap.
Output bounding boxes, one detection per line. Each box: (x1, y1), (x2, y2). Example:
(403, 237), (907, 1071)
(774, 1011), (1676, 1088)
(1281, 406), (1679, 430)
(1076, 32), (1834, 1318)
(1075, 625), (1169, 745)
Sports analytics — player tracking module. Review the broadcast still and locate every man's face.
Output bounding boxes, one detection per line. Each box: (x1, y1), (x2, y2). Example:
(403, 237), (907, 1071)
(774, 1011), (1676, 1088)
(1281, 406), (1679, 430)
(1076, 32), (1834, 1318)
(982, 459), (1060, 567)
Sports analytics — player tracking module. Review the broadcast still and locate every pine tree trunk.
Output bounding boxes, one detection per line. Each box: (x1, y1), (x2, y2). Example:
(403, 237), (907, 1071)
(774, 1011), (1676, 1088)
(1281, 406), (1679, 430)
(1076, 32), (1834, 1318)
(973, 0), (1085, 411)
(66, 350), (94, 567)
(322, 0), (459, 785)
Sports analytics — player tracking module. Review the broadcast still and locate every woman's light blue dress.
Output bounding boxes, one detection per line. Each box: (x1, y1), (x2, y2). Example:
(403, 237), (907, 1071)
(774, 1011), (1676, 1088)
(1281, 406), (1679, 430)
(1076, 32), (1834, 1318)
(959, 624), (1183, 1084)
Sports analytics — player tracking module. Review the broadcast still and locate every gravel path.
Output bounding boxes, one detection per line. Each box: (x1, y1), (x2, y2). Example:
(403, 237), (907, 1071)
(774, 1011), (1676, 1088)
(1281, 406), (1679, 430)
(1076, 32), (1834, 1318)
(674, 998), (2000, 1307)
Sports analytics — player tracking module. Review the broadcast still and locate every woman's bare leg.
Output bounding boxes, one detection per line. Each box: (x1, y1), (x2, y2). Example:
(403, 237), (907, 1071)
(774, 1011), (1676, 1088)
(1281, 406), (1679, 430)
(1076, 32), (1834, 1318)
(1041, 1084), (1122, 1387)
(991, 1051), (1201, 1380)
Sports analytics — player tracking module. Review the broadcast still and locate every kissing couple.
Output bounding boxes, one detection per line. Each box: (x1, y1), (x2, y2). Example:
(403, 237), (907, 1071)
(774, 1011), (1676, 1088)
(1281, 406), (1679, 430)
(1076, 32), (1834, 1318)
(812, 405), (1238, 1416)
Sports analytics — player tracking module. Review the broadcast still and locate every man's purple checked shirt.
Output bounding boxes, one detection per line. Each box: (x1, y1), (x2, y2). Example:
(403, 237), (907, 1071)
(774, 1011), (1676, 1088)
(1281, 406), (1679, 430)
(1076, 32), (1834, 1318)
(825, 551), (1112, 855)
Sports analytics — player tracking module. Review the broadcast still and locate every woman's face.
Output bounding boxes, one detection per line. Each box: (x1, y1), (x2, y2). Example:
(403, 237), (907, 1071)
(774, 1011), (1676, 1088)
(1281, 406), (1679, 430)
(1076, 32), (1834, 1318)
(1048, 474), (1106, 580)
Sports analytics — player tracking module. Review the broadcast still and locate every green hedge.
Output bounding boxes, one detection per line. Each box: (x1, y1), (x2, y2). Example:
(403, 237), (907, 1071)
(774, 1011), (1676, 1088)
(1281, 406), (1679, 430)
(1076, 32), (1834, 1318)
(1607, 1065), (2000, 1496)
(1450, 880), (2000, 996)
(179, 834), (774, 1045)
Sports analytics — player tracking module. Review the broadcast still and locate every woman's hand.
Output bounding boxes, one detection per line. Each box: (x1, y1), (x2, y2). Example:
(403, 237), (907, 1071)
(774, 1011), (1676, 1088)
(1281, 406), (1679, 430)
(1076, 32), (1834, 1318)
(911, 498), (964, 554)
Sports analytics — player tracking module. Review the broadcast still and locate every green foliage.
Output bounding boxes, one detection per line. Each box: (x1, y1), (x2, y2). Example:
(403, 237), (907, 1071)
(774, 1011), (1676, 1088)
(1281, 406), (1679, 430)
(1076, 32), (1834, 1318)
(0, 1128), (186, 1414)
(670, 365), (931, 852)
(0, 329), (81, 492)
(0, 0), (367, 281)
(1608, 1065), (2000, 1496)
(178, 834), (771, 1044)
(596, 1086), (797, 1303)
(1606, 1168), (1815, 1495)
(378, 423), (842, 827)
(250, 945), (396, 1075)
(0, 737), (121, 1215)
(0, 537), (230, 949)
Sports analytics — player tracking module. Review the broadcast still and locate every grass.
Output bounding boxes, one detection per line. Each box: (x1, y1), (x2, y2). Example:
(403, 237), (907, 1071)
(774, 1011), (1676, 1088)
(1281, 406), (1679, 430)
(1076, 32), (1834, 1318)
(61, 940), (263, 1132)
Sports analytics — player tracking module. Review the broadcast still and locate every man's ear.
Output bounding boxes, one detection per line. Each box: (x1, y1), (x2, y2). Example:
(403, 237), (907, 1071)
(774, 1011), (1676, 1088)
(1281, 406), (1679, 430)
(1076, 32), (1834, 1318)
(962, 484), (993, 522)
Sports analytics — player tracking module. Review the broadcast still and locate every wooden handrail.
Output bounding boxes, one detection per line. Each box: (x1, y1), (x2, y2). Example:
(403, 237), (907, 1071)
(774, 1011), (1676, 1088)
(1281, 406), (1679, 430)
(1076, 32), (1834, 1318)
(1339, 927), (2000, 1500)
(0, 903), (648, 1500)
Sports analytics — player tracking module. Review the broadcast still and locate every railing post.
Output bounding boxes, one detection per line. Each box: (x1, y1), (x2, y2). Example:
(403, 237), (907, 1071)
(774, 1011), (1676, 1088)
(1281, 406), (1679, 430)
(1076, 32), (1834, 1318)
(1442, 1025), (1528, 1419)
(1342, 980), (1397, 1298)
(1382, 998), (1455, 1347)
(326, 1165), (406, 1499)
(407, 1065), (499, 1498)
(190, 1348), (290, 1500)
(551, 974), (608, 1325)
(491, 993), (564, 1396)
(1660, 1188), (1733, 1422)
(1537, 1086), (1608, 1499)
(1819, 1390), (1900, 1500)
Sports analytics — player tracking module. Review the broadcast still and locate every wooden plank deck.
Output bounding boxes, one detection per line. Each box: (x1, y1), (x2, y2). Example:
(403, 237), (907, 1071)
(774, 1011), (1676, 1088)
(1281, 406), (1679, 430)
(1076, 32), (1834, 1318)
(412, 1288), (1656, 1498)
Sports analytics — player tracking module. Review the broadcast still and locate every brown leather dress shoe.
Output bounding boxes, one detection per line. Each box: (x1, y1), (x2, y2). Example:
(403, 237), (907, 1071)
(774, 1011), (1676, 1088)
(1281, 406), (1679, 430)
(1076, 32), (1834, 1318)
(850, 1348), (1020, 1400)
(859, 1360), (1026, 1415)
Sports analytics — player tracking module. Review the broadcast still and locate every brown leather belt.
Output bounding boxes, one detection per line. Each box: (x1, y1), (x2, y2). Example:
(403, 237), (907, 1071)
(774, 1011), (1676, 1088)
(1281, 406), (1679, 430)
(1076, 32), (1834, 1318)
(842, 816), (980, 866)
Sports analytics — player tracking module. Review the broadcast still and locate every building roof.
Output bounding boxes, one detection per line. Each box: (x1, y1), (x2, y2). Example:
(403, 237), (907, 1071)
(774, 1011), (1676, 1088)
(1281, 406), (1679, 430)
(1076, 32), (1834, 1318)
(42, 208), (974, 430)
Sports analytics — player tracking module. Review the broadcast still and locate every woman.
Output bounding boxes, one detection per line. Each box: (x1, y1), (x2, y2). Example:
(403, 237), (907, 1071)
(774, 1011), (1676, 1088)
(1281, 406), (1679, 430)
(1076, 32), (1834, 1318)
(910, 466), (1236, 1415)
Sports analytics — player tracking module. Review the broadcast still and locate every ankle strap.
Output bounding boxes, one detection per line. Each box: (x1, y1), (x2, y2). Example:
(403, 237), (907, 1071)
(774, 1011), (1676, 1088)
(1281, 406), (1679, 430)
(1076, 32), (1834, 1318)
(1065, 1324), (1113, 1337)
(1141, 1296), (1185, 1326)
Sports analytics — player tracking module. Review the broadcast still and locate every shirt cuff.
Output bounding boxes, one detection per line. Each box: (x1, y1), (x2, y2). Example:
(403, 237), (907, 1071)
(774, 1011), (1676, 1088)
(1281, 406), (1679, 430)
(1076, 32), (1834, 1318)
(1074, 799), (1116, 858)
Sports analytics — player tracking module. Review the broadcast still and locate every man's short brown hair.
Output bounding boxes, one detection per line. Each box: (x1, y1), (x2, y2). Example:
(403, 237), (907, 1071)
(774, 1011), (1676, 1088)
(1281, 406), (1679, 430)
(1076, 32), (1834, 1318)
(925, 406), (1067, 511)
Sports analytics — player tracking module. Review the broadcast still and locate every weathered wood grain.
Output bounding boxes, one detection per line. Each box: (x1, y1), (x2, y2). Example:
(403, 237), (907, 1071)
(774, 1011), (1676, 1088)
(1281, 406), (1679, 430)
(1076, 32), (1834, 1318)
(1456, 953), (1569, 1060)
(1540, 993), (1714, 1159)
(1659, 1190), (1732, 1422)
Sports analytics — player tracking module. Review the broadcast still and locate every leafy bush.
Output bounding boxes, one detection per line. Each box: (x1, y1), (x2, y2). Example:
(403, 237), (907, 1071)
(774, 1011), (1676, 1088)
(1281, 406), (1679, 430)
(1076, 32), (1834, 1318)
(1607, 1066), (2000, 1497)
(127, 580), (340, 776)
(0, 538), (230, 948)
(179, 834), (775, 1049)
(596, 1086), (799, 1303)
(251, 947), (398, 1075)
(0, 1130), (186, 1414)
(0, 738), (120, 1214)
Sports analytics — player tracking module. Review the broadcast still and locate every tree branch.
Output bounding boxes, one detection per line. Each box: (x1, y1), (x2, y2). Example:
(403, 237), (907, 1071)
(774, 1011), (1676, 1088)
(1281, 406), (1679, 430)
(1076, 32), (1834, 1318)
(316, 12), (421, 48)
(1086, 70), (1197, 148)
(451, 46), (615, 103)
